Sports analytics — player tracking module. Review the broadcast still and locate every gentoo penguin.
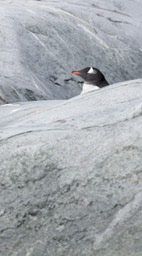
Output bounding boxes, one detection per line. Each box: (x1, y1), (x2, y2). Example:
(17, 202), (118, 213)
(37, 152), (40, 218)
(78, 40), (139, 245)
(72, 67), (109, 94)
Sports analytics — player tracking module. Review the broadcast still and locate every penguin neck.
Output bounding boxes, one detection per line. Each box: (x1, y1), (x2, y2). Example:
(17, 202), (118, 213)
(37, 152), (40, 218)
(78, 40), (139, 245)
(81, 82), (99, 94)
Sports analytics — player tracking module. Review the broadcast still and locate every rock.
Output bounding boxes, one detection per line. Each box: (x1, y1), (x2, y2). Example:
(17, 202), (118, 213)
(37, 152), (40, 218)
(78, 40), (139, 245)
(0, 79), (142, 255)
(0, 0), (142, 103)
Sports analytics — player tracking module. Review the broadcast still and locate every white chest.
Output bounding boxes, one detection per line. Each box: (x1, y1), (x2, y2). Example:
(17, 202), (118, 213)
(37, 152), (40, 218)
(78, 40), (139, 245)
(81, 82), (99, 94)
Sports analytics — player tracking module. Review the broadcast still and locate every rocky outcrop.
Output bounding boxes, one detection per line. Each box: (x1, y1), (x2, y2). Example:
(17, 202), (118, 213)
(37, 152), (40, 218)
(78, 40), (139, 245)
(0, 79), (142, 256)
(0, 1), (142, 255)
(0, 0), (142, 103)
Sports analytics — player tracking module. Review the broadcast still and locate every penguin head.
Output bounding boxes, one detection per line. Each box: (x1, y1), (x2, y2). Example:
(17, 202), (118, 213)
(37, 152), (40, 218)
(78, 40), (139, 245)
(71, 67), (105, 83)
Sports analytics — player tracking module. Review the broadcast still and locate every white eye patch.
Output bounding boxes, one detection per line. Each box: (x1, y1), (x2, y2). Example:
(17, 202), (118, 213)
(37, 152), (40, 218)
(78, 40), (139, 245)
(87, 67), (97, 74)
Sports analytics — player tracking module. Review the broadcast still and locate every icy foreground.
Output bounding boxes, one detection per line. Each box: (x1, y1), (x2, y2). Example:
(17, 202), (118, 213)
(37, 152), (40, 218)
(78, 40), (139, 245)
(0, 79), (142, 255)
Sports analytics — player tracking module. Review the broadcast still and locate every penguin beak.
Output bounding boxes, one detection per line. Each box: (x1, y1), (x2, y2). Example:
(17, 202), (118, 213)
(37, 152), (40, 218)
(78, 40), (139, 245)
(71, 71), (81, 75)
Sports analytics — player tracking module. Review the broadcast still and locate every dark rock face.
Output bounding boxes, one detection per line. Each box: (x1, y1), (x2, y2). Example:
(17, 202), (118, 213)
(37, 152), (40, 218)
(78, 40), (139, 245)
(0, 0), (142, 103)
(0, 79), (142, 255)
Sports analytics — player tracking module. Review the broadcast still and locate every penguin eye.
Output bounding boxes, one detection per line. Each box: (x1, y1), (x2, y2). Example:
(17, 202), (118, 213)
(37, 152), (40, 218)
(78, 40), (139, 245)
(87, 67), (97, 74)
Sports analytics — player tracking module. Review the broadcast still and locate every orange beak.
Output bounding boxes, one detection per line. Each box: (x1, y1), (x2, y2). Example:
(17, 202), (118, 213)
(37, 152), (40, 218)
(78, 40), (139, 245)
(71, 71), (81, 75)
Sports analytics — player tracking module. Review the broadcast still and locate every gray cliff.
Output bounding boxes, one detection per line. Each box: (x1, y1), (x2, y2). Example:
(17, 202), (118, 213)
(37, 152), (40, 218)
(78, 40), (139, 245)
(0, 0), (142, 103)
